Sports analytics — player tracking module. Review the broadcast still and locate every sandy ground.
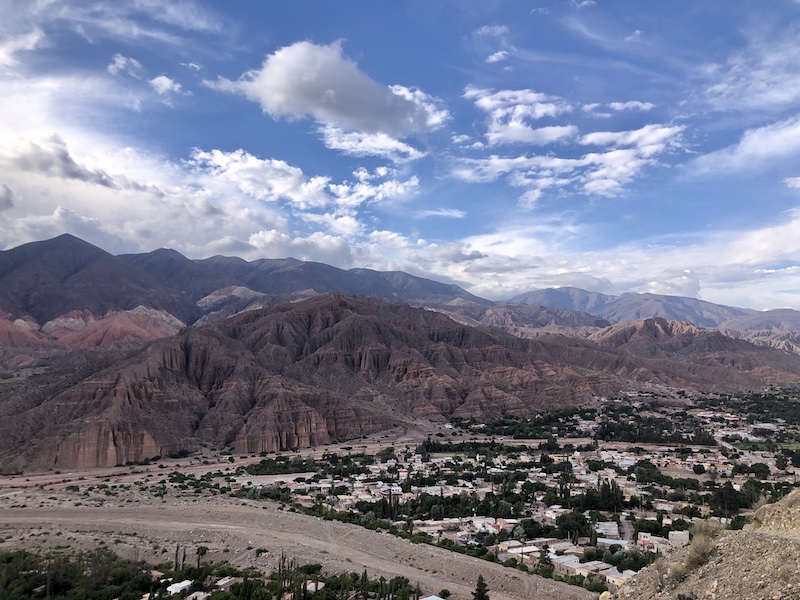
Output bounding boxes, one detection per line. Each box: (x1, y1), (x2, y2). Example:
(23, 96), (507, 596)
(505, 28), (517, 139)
(0, 426), (600, 599)
(0, 487), (595, 600)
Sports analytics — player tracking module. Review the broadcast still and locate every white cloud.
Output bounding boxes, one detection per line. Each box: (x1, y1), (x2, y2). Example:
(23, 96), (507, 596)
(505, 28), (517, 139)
(581, 124), (685, 156)
(693, 115), (800, 173)
(328, 175), (420, 207)
(249, 229), (354, 267)
(299, 212), (364, 237)
(416, 208), (466, 219)
(388, 85), (450, 130)
(453, 123), (683, 199)
(0, 28), (45, 67)
(475, 25), (509, 36)
(608, 101), (654, 111)
(465, 87), (575, 146)
(319, 126), (424, 162)
(486, 51), (509, 64)
(206, 41), (448, 136)
(181, 62), (202, 71)
(641, 268), (701, 297)
(133, 0), (222, 33)
(108, 54), (143, 78)
(624, 30), (643, 43)
(188, 148), (332, 208)
(149, 75), (183, 96)
(188, 148), (418, 211)
(703, 27), (800, 112)
(492, 123), (577, 146)
(785, 177), (800, 189)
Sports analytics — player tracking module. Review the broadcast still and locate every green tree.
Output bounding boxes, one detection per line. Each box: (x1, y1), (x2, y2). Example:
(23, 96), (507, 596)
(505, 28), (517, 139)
(196, 546), (208, 570)
(472, 575), (489, 600)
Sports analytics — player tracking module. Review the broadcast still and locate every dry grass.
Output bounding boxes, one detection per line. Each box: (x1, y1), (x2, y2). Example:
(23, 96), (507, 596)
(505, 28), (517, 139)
(690, 519), (722, 539)
(683, 534), (715, 570)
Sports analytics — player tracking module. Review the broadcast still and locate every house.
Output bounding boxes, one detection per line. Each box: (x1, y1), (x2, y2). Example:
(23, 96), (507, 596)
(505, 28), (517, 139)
(166, 580), (192, 596)
(594, 521), (620, 539)
(506, 545), (540, 563)
(187, 593), (210, 600)
(599, 567), (625, 587)
(575, 561), (613, 578)
(216, 576), (244, 591)
(497, 539), (523, 552)
(551, 555), (581, 576)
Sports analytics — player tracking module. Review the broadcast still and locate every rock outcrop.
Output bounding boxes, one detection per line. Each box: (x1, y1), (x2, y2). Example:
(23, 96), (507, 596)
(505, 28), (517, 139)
(4, 294), (800, 471)
(618, 490), (800, 600)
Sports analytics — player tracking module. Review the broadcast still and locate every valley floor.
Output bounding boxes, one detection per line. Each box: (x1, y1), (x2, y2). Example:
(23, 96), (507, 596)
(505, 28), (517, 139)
(0, 486), (593, 600)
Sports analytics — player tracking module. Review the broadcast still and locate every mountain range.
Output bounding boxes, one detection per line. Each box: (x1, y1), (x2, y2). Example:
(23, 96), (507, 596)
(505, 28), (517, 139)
(3, 234), (800, 470)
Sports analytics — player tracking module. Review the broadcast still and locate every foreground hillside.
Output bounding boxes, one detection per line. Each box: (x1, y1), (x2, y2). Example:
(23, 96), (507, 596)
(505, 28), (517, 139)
(619, 490), (800, 600)
(3, 294), (800, 470)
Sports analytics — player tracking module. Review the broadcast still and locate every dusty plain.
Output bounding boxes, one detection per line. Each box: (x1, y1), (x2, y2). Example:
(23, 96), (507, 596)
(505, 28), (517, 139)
(0, 425), (595, 600)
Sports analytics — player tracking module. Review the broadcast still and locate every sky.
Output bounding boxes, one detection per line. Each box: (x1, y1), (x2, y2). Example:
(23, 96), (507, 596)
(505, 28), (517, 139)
(2, 1), (800, 310)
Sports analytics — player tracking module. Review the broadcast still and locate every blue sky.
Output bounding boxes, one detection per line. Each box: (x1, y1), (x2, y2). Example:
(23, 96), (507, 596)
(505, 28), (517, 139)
(2, 1), (800, 310)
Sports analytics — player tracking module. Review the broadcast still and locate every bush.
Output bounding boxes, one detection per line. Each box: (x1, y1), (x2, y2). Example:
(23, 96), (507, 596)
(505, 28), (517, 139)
(690, 519), (722, 540)
(684, 535), (714, 570)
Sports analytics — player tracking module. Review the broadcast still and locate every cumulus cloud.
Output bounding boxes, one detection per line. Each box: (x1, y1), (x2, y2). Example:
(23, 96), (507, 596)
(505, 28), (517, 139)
(434, 244), (488, 263)
(248, 229), (353, 267)
(206, 41), (448, 136)
(465, 87), (575, 146)
(452, 122), (684, 199)
(640, 268), (701, 297)
(9, 136), (153, 191)
(319, 126), (424, 162)
(149, 75), (183, 95)
(300, 212), (364, 236)
(0, 184), (15, 210)
(785, 177), (800, 188)
(188, 148), (418, 210)
(188, 148), (331, 208)
(328, 175), (420, 207)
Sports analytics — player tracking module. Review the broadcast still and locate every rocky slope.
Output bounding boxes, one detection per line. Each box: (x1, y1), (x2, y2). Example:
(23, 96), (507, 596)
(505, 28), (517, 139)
(618, 490), (800, 600)
(718, 308), (800, 355)
(4, 295), (800, 471)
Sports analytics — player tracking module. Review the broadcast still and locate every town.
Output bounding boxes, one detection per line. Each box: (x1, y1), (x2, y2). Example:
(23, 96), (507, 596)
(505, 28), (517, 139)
(3, 389), (798, 597)
(221, 390), (800, 594)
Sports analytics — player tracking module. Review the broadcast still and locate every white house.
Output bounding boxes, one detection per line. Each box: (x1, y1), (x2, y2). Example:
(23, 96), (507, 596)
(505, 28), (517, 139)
(166, 580), (192, 596)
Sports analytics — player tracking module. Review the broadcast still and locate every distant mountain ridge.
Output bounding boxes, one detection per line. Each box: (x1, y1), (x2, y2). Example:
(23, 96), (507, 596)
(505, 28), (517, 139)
(4, 236), (800, 471)
(3, 235), (800, 360)
(510, 286), (756, 328)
